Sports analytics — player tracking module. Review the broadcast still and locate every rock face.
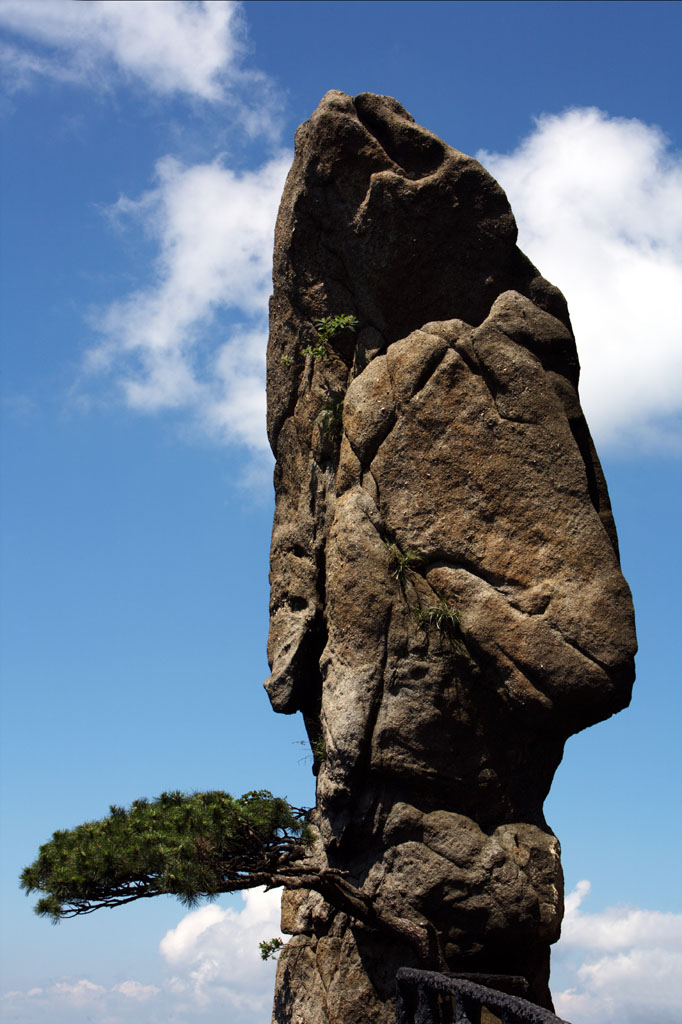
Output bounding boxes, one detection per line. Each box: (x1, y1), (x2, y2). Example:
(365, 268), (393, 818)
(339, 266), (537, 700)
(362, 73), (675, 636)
(265, 92), (636, 1021)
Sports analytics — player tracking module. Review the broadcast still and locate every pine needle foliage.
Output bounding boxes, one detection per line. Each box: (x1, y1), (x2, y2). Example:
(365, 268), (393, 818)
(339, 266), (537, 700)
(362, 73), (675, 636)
(259, 936), (285, 961)
(20, 790), (309, 921)
(20, 790), (449, 968)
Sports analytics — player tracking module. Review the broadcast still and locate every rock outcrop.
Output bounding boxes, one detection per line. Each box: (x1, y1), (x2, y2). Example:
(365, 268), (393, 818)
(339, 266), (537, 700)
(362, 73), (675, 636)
(265, 91), (636, 1022)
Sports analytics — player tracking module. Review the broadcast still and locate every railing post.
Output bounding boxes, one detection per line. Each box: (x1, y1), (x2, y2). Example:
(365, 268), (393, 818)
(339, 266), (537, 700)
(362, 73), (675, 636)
(455, 993), (481, 1024)
(414, 981), (440, 1024)
(395, 975), (412, 1024)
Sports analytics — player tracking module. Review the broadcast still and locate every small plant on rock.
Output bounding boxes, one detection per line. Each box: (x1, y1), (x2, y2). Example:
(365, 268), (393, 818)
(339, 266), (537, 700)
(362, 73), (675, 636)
(414, 599), (462, 640)
(311, 736), (327, 765)
(318, 395), (344, 444)
(384, 542), (418, 587)
(302, 313), (358, 360)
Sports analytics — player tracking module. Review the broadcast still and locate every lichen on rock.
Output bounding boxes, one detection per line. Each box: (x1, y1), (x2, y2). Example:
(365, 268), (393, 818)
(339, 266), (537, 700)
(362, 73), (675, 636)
(266, 91), (636, 1021)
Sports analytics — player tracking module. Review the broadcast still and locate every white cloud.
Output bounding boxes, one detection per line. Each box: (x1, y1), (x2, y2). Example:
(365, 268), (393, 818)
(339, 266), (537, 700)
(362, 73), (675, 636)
(0, 0), (264, 106)
(0, 37), (85, 92)
(85, 151), (291, 455)
(479, 108), (682, 454)
(6, 885), (680, 1024)
(159, 887), (283, 1016)
(160, 902), (228, 963)
(2, 975), (160, 1024)
(91, 107), (680, 468)
(112, 979), (160, 1001)
(552, 881), (682, 1023)
(53, 978), (107, 1003)
(2, 890), (283, 1023)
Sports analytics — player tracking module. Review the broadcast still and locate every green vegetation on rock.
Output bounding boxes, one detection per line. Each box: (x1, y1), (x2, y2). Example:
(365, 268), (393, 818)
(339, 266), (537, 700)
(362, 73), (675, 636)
(301, 313), (358, 360)
(414, 599), (462, 639)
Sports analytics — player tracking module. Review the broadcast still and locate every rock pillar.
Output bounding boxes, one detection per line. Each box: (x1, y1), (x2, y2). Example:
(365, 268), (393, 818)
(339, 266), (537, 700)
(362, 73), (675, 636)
(265, 91), (636, 1021)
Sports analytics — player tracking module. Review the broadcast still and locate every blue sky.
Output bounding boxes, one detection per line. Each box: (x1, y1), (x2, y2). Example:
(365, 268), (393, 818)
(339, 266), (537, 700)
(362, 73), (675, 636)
(0, 2), (680, 1023)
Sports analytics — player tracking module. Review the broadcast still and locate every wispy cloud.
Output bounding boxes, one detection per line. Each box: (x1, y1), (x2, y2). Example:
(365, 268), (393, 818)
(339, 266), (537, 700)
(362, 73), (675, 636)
(85, 152), (291, 455)
(552, 881), (682, 1023)
(0, 0), (270, 112)
(479, 109), (682, 454)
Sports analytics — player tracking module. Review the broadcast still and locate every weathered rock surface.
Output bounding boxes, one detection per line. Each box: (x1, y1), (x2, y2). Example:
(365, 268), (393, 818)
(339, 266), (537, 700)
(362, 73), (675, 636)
(266, 91), (636, 1021)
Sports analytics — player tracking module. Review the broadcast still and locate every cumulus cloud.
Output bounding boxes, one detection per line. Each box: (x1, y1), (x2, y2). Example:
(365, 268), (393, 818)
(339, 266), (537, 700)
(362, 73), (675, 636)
(479, 109), (682, 454)
(85, 151), (291, 455)
(552, 881), (682, 1023)
(2, 975), (160, 1024)
(6, 885), (680, 1024)
(159, 887), (283, 1017)
(3, 891), (283, 1024)
(89, 107), (680, 468)
(0, 0), (270, 111)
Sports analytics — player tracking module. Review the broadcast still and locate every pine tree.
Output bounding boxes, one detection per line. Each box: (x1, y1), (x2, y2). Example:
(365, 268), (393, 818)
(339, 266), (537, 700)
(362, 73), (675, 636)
(21, 787), (444, 965)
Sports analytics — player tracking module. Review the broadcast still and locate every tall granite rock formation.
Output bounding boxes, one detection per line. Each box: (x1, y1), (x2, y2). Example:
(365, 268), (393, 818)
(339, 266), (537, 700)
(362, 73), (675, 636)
(265, 92), (636, 1021)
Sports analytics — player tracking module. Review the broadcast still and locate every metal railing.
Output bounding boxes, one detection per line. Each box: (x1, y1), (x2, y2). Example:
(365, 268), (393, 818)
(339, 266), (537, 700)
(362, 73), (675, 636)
(395, 968), (571, 1024)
